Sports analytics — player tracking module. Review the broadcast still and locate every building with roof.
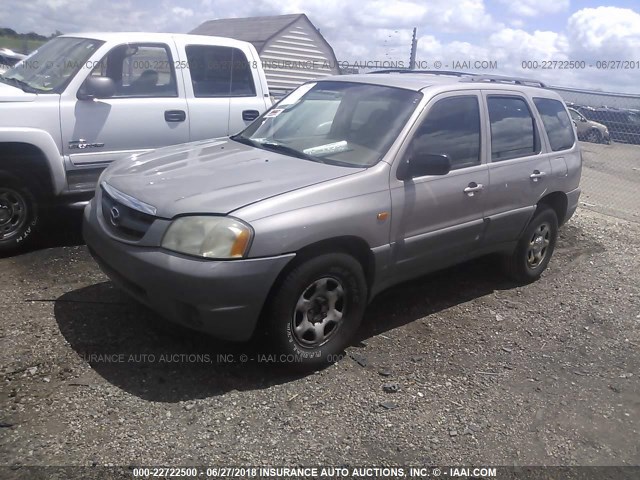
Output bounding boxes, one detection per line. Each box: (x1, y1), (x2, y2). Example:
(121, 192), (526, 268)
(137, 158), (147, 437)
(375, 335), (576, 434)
(191, 14), (340, 97)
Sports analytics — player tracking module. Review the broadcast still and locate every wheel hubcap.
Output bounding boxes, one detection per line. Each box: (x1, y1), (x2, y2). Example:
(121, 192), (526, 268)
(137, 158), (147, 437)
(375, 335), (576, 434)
(0, 187), (28, 240)
(291, 276), (346, 347)
(526, 222), (551, 269)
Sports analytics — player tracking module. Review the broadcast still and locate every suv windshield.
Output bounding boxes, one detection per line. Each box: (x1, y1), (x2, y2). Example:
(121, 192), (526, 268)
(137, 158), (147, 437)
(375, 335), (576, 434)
(0, 37), (103, 93)
(627, 112), (640, 125)
(234, 81), (423, 167)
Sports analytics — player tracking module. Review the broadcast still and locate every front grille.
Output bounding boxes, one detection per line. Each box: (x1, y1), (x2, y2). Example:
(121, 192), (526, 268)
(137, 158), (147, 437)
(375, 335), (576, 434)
(101, 186), (155, 241)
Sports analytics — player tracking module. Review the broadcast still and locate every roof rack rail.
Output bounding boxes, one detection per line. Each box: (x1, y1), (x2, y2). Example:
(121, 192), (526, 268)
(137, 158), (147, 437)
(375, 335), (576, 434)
(464, 74), (547, 88)
(369, 69), (478, 77)
(368, 70), (547, 88)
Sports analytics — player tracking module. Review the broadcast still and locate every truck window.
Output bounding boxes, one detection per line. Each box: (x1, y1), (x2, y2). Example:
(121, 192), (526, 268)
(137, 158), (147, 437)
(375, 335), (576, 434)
(185, 45), (256, 97)
(533, 98), (575, 151)
(2, 37), (103, 93)
(90, 43), (177, 98)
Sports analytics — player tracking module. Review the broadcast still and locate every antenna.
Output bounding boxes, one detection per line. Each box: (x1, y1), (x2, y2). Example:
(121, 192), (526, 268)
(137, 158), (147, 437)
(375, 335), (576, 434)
(409, 28), (417, 70)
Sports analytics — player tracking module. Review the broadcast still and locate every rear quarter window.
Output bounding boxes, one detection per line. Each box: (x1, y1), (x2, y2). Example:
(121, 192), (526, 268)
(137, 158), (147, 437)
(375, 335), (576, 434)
(533, 98), (576, 151)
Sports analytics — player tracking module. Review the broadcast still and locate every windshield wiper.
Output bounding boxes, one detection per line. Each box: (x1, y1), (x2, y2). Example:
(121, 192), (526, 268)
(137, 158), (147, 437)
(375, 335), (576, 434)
(231, 135), (325, 163)
(0, 76), (39, 93)
(229, 134), (256, 147)
(258, 141), (323, 162)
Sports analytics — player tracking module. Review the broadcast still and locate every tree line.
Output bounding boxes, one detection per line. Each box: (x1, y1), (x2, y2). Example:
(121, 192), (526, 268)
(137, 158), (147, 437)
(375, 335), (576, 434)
(0, 27), (62, 41)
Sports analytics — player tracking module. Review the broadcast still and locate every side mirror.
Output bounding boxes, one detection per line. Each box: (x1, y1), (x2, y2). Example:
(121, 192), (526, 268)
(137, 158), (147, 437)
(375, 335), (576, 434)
(398, 153), (451, 180)
(77, 77), (116, 100)
(580, 117), (587, 122)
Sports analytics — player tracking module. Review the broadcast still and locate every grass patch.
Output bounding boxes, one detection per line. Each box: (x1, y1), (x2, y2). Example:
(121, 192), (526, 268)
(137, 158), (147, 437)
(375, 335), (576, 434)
(0, 35), (45, 54)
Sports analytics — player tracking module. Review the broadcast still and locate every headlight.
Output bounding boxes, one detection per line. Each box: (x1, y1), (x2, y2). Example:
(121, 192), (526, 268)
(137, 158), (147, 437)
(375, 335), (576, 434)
(161, 216), (252, 259)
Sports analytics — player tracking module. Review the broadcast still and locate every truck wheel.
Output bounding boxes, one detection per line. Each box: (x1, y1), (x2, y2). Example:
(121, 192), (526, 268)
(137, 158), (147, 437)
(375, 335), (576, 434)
(0, 174), (39, 254)
(503, 206), (558, 284)
(266, 253), (367, 369)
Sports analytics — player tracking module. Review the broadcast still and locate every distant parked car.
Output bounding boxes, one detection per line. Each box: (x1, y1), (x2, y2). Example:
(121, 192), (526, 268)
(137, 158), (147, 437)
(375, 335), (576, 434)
(578, 106), (640, 145)
(84, 72), (582, 368)
(568, 108), (610, 144)
(0, 48), (26, 74)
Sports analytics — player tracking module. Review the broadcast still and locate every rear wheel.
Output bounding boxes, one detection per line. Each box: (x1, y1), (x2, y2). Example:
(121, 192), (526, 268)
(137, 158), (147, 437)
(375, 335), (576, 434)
(0, 174), (39, 254)
(266, 253), (367, 369)
(503, 206), (558, 283)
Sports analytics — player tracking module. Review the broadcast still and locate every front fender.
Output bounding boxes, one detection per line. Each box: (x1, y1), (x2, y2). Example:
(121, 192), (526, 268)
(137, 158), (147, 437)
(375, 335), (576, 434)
(0, 128), (66, 195)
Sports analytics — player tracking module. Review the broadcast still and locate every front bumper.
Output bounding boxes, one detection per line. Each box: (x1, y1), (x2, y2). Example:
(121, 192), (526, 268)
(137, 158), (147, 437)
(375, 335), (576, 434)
(83, 200), (295, 341)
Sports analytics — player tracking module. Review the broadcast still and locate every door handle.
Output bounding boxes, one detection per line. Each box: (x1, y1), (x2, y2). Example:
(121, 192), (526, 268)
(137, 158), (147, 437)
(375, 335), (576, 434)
(464, 182), (484, 197)
(242, 110), (260, 121)
(164, 110), (186, 122)
(530, 170), (546, 182)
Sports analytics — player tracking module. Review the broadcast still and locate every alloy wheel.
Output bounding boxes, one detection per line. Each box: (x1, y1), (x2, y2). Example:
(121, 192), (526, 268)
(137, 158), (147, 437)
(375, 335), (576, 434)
(291, 276), (346, 348)
(526, 221), (551, 269)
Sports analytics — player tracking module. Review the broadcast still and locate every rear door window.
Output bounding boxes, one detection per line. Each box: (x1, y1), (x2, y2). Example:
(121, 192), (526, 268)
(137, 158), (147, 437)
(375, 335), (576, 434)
(488, 96), (540, 161)
(185, 45), (256, 97)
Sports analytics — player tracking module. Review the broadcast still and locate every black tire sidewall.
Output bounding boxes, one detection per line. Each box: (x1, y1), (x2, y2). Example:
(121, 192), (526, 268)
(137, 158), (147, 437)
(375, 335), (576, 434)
(587, 129), (602, 143)
(267, 253), (367, 368)
(0, 174), (39, 253)
(512, 207), (558, 282)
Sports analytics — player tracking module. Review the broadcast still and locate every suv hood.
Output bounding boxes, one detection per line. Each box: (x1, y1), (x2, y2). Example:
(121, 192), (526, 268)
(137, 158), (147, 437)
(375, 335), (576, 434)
(0, 81), (37, 102)
(104, 138), (363, 218)
(589, 119), (608, 131)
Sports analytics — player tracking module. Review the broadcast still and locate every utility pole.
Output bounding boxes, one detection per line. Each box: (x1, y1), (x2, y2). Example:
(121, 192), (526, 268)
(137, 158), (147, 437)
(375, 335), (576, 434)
(409, 27), (417, 70)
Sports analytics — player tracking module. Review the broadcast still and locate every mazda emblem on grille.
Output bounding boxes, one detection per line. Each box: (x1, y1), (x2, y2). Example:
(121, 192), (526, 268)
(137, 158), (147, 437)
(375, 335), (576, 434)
(110, 206), (121, 226)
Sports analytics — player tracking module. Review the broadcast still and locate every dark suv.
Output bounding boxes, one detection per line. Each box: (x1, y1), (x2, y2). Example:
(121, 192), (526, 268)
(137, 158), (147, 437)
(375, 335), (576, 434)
(578, 107), (640, 145)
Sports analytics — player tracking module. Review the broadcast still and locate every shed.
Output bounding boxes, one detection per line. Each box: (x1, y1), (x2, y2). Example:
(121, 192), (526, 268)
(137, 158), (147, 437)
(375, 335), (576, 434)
(191, 14), (339, 97)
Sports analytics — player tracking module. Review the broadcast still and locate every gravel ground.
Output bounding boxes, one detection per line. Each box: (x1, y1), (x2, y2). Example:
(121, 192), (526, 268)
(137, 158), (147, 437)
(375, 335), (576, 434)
(1, 143), (639, 471)
(579, 141), (640, 223)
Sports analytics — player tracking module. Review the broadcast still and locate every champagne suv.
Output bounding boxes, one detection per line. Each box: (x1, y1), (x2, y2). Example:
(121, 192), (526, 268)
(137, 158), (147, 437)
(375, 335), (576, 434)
(84, 72), (582, 368)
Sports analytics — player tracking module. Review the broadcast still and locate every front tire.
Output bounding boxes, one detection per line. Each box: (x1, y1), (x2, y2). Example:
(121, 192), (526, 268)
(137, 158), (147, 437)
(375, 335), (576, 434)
(504, 206), (558, 283)
(0, 174), (39, 254)
(585, 129), (602, 144)
(266, 253), (368, 369)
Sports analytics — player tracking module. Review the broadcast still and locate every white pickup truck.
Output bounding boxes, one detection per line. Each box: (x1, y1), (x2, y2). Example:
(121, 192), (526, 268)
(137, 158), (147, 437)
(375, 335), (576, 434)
(0, 32), (272, 253)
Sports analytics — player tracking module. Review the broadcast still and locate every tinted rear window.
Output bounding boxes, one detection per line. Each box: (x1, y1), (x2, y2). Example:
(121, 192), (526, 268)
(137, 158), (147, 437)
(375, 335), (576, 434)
(534, 98), (575, 151)
(185, 45), (256, 97)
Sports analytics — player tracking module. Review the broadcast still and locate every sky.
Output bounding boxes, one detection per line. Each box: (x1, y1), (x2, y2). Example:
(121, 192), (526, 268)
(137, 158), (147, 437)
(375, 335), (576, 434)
(2, 0), (640, 93)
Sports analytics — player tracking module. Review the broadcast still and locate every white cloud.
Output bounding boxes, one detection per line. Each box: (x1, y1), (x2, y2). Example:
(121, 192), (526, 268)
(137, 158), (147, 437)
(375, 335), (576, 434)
(564, 7), (640, 91)
(171, 7), (194, 19)
(498, 0), (570, 18)
(488, 29), (569, 61)
(567, 6), (640, 57)
(1, 0), (639, 92)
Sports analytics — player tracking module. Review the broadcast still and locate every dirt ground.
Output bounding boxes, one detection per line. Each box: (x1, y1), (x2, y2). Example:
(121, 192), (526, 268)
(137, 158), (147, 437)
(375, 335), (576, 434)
(1, 141), (639, 471)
